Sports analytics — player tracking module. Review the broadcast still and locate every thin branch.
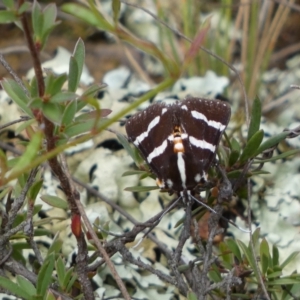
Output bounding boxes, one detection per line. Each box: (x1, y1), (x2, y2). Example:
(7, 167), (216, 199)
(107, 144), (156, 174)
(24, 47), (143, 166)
(0, 116), (31, 132)
(74, 193), (131, 300)
(247, 179), (271, 300)
(0, 53), (30, 97)
(115, 240), (175, 285)
(6, 168), (38, 230)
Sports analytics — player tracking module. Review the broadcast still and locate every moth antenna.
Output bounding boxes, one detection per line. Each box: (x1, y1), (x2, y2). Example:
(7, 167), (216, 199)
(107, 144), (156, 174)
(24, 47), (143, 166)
(190, 194), (250, 233)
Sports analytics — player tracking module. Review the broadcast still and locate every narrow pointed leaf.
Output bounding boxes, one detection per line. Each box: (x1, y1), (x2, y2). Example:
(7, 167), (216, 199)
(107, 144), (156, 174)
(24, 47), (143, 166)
(3, 0), (15, 9)
(280, 251), (299, 269)
(272, 245), (279, 267)
(36, 253), (55, 295)
(0, 11), (17, 23)
(124, 186), (159, 192)
(50, 91), (77, 103)
(42, 102), (64, 124)
(1, 78), (33, 117)
(63, 267), (74, 291)
(248, 97), (261, 141)
(28, 179), (43, 201)
(40, 195), (68, 209)
(260, 238), (270, 275)
(265, 278), (300, 285)
(61, 100), (77, 125)
(16, 275), (36, 296)
(32, 0), (43, 39)
(0, 277), (31, 299)
(122, 170), (149, 177)
(56, 257), (66, 286)
(226, 238), (242, 262)
(229, 138), (241, 166)
(254, 131), (290, 156)
(253, 149), (300, 163)
(42, 4), (57, 33)
(237, 240), (259, 278)
(68, 56), (79, 92)
(72, 38), (85, 89)
(11, 131), (42, 173)
(112, 0), (121, 23)
(239, 129), (264, 163)
(61, 4), (114, 31)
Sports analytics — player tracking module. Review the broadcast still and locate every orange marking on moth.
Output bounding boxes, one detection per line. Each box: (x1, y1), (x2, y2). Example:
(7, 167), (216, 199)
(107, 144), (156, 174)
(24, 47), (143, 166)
(173, 125), (185, 153)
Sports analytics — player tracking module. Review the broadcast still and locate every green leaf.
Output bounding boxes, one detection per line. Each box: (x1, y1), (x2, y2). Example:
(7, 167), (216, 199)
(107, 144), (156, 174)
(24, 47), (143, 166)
(40, 195), (68, 209)
(72, 38), (85, 91)
(267, 271), (282, 279)
(0, 277), (31, 299)
(29, 97), (44, 109)
(50, 91), (77, 103)
(280, 251), (299, 269)
(3, 0), (15, 9)
(16, 275), (36, 296)
(45, 290), (56, 300)
(65, 271), (77, 293)
(63, 119), (102, 138)
(116, 131), (139, 165)
(209, 264), (222, 282)
(252, 228), (261, 248)
(229, 137), (240, 166)
(61, 3), (114, 31)
(124, 185), (159, 192)
(227, 170), (243, 179)
(45, 71), (68, 96)
(219, 242), (231, 265)
(0, 149), (8, 173)
(36, 253), (55, 295)
(239, 129), (264, 163)
(28, 179), (43, 201)
(74, 110), (107, 122)
(226, 238), (242, 262)
(10, 131), (42, 173)
(237, 240), (259, 278)
(42, 102), (64, 125)
(1, 78), (33, 117)
(62, 267), (74, 291)
(122, 170), (149, 177)
(254, 131), (290, 156)
(265, 278), (300, 285)
(51, 73), (68, 96)
(61, 100), (77, 126)
(112, 0), (121, 23)
(68, 56), (79, 92)
(32, 0), (43, 40)
(187, 291), (198, 300)
(56, 257), (66, 287)
(272, 245), (279, 267)
(260, 238), (270, 275)
(81, 83), (107, 98)
(248, 97), (261, 141)
(42, 4), (57, 33)
(0, 11), (17, 23)
(253, 149), (300, 163)
(30, 76), (39, 98)
(47, 237), (63, 255)
(18, 2), (31, 14)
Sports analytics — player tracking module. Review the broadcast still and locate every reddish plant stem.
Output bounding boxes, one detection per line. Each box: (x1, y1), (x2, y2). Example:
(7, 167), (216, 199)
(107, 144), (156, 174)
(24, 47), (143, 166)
(19, 3), (94, 298)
